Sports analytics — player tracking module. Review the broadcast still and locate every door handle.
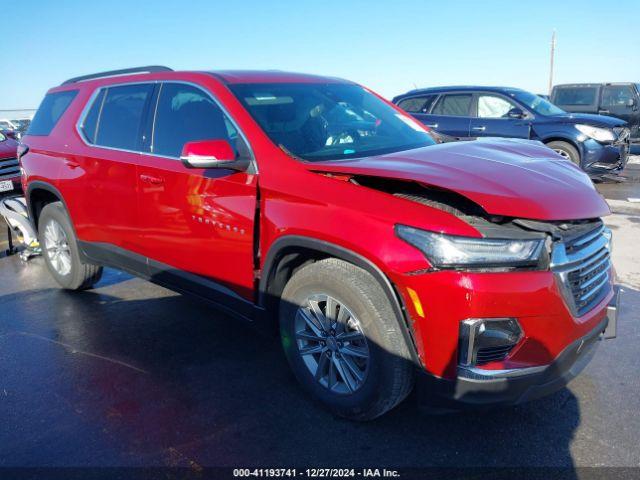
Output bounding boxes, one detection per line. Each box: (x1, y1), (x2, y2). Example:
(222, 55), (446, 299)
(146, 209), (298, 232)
(140, 174), (164, 185)
(64, 159), (80, 169)
(425, 123), (439, 128)
(471, 126), (486, 132)
(598, 110), (610, 114)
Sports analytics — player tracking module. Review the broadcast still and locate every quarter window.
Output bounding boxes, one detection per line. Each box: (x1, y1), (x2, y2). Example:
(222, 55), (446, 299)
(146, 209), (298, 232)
(397, 95), (437, 114)
(431, 94), (472, 117)
(94, 84), (154, 150)
(477, 95), (518, 118)
(28, 90), (78, 136)
(152, 83), (249, 159)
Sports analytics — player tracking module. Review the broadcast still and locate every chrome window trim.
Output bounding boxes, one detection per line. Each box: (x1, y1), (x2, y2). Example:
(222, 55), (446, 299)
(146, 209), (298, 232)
(75, 80), (257, 172)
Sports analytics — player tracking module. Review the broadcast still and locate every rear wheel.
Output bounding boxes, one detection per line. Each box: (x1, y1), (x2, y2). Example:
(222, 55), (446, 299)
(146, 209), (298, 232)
(280, 258), (414, 420)
(39, 202), (103, 290)
(547, 140), (580, 167)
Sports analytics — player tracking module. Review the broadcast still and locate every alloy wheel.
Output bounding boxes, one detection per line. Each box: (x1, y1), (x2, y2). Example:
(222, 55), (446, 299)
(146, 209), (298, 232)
(553, 148), (572, 161)
(44, 219), (72, 276)
(294, 294), (370, 394)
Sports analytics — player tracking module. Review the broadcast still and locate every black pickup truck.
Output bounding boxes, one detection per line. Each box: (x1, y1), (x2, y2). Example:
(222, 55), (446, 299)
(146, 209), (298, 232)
(551, 83), (640, 152)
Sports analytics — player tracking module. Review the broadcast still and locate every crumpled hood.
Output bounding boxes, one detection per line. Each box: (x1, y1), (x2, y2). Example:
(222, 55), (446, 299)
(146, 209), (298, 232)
(0, 138), (18, 159)
(308, 138), (610, 221)
(548, 113), (626, 127)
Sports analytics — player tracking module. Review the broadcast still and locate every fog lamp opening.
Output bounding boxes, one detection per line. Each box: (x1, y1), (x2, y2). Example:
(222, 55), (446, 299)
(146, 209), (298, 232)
(459, 318), (523, 367)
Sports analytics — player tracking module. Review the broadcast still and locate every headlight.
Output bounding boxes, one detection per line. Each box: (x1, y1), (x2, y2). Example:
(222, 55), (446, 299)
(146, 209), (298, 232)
(575, 124), (616, 143)
(396, 225), (544, 268)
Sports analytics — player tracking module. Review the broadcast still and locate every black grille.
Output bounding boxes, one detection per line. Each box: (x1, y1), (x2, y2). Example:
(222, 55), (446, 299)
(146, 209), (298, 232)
(475, 345), (515, 365)
(0, 157), (19, 180)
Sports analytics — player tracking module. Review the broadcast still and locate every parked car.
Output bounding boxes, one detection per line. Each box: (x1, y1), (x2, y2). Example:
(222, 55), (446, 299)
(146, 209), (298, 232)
(0, 128), (18, 140)
(393, 86), (631, 177)
(551, 83), (640, 146)
(21, 67), (617, 420)
(0, 130), (20, 194)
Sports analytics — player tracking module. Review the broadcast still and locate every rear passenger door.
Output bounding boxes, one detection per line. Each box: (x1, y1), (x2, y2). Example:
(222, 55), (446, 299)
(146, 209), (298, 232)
(421, 93), (472, 139)
(136, 82), (258, 302)
(469, 93), (531, 139)
(75, 83), (154, 255)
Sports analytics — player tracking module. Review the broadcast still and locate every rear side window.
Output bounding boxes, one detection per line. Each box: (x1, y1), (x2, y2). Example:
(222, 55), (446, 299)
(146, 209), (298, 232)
(79, 89), (106, 144)
(431, 94), (472, 116)
(28, 90), (78, 136)
(152, 83), (249, 159)
(93, 84), (154, 150)
(554, 87), (597, 106)
(397, 95), (437, 113)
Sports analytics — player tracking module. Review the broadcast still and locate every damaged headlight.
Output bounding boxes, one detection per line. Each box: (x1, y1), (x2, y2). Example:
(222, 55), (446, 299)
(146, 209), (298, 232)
(395, 225), (544, 269)
(575, 124), (616, 143)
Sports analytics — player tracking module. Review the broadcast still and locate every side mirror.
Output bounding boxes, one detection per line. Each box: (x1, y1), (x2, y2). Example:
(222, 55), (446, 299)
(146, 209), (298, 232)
(626, 98), (637, 108)
(506, 108), (526, 119)
(180, 139), (249, 171)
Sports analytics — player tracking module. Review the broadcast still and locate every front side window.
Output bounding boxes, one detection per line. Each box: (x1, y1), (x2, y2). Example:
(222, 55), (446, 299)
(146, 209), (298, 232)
(397, 95), (436, 114)
(0, 132), (6, 142)
(230, 83), (435, 162)
(476, 95), (518, 118)
(601, 85), (635, 107)
(511, 90), (565, 116)
(431, 94), (472, 117)
(554, 87), (597, 106)
(152, 83), (249, 159)
(94, 84), (154, 150)
(28, 90), (78, 136)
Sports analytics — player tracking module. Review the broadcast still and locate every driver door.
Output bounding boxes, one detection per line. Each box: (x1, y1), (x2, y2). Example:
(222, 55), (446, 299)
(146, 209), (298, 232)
(469, 93), (531, 139)
(136, 82), (258, 302)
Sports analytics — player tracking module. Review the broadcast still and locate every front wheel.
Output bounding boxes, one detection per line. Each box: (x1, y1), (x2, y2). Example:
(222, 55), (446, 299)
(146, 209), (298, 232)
(546, 140), (581, 167)
(39, 202), (103, 290)
(279, 258), (414, 420)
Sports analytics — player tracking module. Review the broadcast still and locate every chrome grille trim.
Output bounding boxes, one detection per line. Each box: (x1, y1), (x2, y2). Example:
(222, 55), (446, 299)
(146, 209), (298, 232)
(551, 224), (612, 317)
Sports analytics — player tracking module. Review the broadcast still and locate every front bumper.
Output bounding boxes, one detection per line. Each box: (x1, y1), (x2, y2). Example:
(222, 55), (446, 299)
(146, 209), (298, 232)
(580, 138), (629, 175)
(416, 315), (610, 408)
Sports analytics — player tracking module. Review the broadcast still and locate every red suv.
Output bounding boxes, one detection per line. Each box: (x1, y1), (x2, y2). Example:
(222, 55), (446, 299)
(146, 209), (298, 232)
(21, 66), (617, 420)
(0, 130), (20, 194)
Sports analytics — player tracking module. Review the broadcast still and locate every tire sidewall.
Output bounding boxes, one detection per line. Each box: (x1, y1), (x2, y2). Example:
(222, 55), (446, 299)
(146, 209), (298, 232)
(548, 141), (580, 166)
(280, 265), (403, 418)
(38, 203), (83, 289)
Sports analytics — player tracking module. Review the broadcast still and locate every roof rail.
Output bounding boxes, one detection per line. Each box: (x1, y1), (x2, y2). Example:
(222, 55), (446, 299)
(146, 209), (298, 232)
(61, 66), (173, 86)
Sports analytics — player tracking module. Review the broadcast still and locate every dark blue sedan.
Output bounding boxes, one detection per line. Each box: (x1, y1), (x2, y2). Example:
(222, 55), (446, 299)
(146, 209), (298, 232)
(393, 86), (630, 177)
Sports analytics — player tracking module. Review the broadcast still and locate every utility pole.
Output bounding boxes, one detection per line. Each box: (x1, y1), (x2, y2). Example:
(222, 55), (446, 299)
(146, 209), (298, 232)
(548, 30), (556, 95)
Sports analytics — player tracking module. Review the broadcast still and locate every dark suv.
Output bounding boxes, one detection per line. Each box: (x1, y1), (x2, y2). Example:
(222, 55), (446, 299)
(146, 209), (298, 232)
(20, 67), (617, 420)
(393, 86), (631, 177)
(551, 83), (640, 149)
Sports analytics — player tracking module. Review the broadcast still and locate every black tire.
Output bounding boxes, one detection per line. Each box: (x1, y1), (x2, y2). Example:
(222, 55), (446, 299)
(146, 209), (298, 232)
(546, 140), (581, 166)
(38, 202), (103, 290)
(280, 258), (414, 421)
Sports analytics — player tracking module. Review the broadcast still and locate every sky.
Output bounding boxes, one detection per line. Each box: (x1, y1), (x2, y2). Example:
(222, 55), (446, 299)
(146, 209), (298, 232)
(1, 0), (639, 110)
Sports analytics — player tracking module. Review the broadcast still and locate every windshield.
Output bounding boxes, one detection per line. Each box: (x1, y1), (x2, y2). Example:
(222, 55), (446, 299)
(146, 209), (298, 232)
(229, 83), (435, 161)
(511, 90), (565, 116)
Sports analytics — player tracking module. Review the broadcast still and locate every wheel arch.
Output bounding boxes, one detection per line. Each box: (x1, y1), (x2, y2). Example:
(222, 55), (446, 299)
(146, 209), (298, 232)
(26, 181), (68, 233)
(259, 235), (422, 367)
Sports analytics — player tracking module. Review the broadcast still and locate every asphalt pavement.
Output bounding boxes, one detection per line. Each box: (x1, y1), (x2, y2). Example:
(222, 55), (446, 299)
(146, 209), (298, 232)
(0, 161), (639, 473)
